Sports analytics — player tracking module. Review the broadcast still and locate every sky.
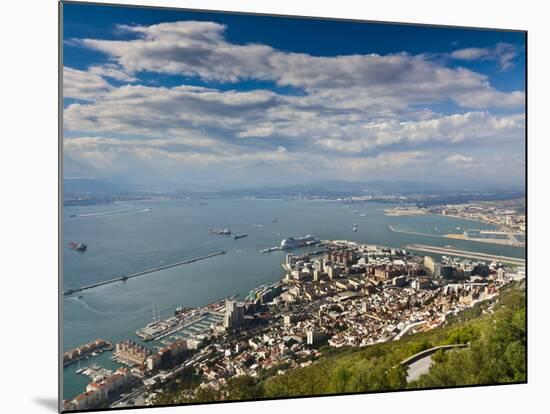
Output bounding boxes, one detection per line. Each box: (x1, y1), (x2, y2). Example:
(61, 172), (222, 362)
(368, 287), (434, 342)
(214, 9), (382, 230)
(62, 2), (526, 192)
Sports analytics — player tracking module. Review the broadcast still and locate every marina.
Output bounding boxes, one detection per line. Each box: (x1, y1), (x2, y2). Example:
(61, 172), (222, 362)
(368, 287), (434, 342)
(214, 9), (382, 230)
(75, 364), (113, 382)
(63, 339), (113, 367)
(135, 294), (236, 342)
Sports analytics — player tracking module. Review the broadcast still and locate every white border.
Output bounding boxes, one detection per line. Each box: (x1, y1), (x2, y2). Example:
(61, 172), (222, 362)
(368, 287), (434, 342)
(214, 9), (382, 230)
(1, 1), (548, 413)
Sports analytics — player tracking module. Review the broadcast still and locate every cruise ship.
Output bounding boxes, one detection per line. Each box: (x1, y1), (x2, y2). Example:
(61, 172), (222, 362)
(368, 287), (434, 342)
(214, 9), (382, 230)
(261, 235), (321, 253)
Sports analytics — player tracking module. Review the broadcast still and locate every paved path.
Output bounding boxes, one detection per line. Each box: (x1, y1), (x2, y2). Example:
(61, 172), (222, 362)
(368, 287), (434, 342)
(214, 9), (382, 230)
(406, 355), (433, 382)
(401, 344), (469, 382)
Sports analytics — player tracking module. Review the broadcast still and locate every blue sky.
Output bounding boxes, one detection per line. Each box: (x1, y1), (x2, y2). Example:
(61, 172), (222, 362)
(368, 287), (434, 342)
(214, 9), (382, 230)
(62, 1), (526, 191)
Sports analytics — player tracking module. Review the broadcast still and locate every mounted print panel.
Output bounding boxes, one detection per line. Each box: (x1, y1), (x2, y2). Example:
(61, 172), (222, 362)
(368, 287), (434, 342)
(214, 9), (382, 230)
(60, 1), (527, 412)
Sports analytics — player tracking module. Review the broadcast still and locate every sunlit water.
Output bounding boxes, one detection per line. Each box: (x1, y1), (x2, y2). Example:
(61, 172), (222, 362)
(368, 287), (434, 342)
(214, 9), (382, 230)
(62, 199), (525, 399)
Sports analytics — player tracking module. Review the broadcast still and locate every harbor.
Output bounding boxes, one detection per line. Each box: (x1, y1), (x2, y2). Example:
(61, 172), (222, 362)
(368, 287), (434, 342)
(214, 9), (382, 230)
(63, 199), (525, 401)
(135, 294), (236, 342)
(63, 339), (113, 367)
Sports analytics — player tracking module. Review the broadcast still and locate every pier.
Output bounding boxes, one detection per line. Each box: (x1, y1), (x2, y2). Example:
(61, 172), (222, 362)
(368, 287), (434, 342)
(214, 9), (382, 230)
(63, 251), (226, 296)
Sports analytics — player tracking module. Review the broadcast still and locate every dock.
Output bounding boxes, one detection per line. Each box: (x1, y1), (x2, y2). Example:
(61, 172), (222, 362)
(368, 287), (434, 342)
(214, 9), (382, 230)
(404, 244), (525, 266)
(63, 251), (226, 296)
(136, 293), (238, 341)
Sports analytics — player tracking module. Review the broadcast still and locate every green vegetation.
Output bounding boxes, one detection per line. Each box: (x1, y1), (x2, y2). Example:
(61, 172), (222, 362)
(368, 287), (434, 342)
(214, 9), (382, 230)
(156, 283), (525, 404)
(409, 285), (526, 388)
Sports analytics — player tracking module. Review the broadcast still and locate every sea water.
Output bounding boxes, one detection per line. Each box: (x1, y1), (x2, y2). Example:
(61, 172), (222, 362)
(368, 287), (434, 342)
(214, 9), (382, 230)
(62, 198), (524, 399)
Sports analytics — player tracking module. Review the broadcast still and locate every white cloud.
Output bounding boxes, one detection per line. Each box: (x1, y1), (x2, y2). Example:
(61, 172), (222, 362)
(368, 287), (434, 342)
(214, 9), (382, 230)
(64, 79), (524, 154)
(62, 21), (525, 187)
(88, 63), (138, 82)
(63, 134), (296, 181)
(451, 89), (524, 109)
(63, 67), (112, 100)
(451, 47), (491, 60)
(75, 21), (524, 110)
(445, 154), (474, 167)
(450, 42), (519, 71)
(315, 111), (524, 153)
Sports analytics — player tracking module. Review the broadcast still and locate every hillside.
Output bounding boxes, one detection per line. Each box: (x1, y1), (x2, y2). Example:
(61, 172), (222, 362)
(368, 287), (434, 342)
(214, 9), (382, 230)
(155, 282), (526, 404)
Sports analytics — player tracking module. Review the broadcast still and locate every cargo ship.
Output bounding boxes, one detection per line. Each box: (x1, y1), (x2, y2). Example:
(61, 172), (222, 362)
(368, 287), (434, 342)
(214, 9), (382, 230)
(69, 241), (87, 251)
(233, 233), (248, 239)
(209, 228), (231, 235)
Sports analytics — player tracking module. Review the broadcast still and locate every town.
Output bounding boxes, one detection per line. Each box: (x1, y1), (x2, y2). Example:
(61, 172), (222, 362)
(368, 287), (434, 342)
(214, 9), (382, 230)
(62, 240), (525, 411)
(385, 199), (525, 247)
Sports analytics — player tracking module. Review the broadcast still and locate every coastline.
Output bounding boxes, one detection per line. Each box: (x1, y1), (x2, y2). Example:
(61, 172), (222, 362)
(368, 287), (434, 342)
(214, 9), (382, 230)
(388, 225), (525, 248)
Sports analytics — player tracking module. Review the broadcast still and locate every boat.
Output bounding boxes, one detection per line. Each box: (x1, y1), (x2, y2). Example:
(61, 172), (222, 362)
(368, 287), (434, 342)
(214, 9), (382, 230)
(272, 219), (278, 223)
(209, 228), (231, 235)
(69, 214), (77, 218)
(261, 247), (281, 253)
(353, 223), (358, 232)
(68, 241), (87, 251)
(233, 234), (248, 239)
(280, 234), (320, 250)
(360, 213), (366, 217)
(261, 235), (321, 253)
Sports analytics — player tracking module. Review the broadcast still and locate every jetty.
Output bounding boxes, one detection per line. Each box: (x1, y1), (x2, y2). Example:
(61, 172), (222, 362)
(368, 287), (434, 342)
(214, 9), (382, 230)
(63, 251), (226, 296)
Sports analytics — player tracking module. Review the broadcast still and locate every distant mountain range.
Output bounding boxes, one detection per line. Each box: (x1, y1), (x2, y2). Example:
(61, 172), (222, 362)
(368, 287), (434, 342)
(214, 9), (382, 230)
(63, 178), (524, 199)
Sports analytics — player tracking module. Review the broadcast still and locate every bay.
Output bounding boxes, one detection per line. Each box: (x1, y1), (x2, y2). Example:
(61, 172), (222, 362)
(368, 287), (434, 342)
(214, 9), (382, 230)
(62, 198), (524, 399)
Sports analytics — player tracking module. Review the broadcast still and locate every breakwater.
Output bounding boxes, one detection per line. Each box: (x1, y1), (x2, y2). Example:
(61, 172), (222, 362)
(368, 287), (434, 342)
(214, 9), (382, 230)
(63, 251), (226, 296)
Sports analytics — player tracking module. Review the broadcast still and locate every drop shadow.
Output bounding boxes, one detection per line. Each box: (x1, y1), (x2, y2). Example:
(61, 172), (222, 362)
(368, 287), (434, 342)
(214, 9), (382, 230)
(34, 397), (58, 412)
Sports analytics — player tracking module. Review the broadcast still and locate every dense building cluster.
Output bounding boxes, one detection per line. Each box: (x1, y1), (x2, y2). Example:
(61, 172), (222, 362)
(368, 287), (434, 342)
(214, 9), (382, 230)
(114, 340), (152, 366)
(145, 339), (188, 372)
(430, 203), (526, 233)
(63, 339), (112, 366)
(65, 240), (525, 409)
(170, 241), (522, 396)
(63, 368), (133, 411)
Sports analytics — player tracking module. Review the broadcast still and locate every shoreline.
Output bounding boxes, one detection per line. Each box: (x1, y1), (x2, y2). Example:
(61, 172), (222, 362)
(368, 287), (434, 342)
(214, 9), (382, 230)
(388, 225), (525, 248)
(405, 244), (525, 265)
